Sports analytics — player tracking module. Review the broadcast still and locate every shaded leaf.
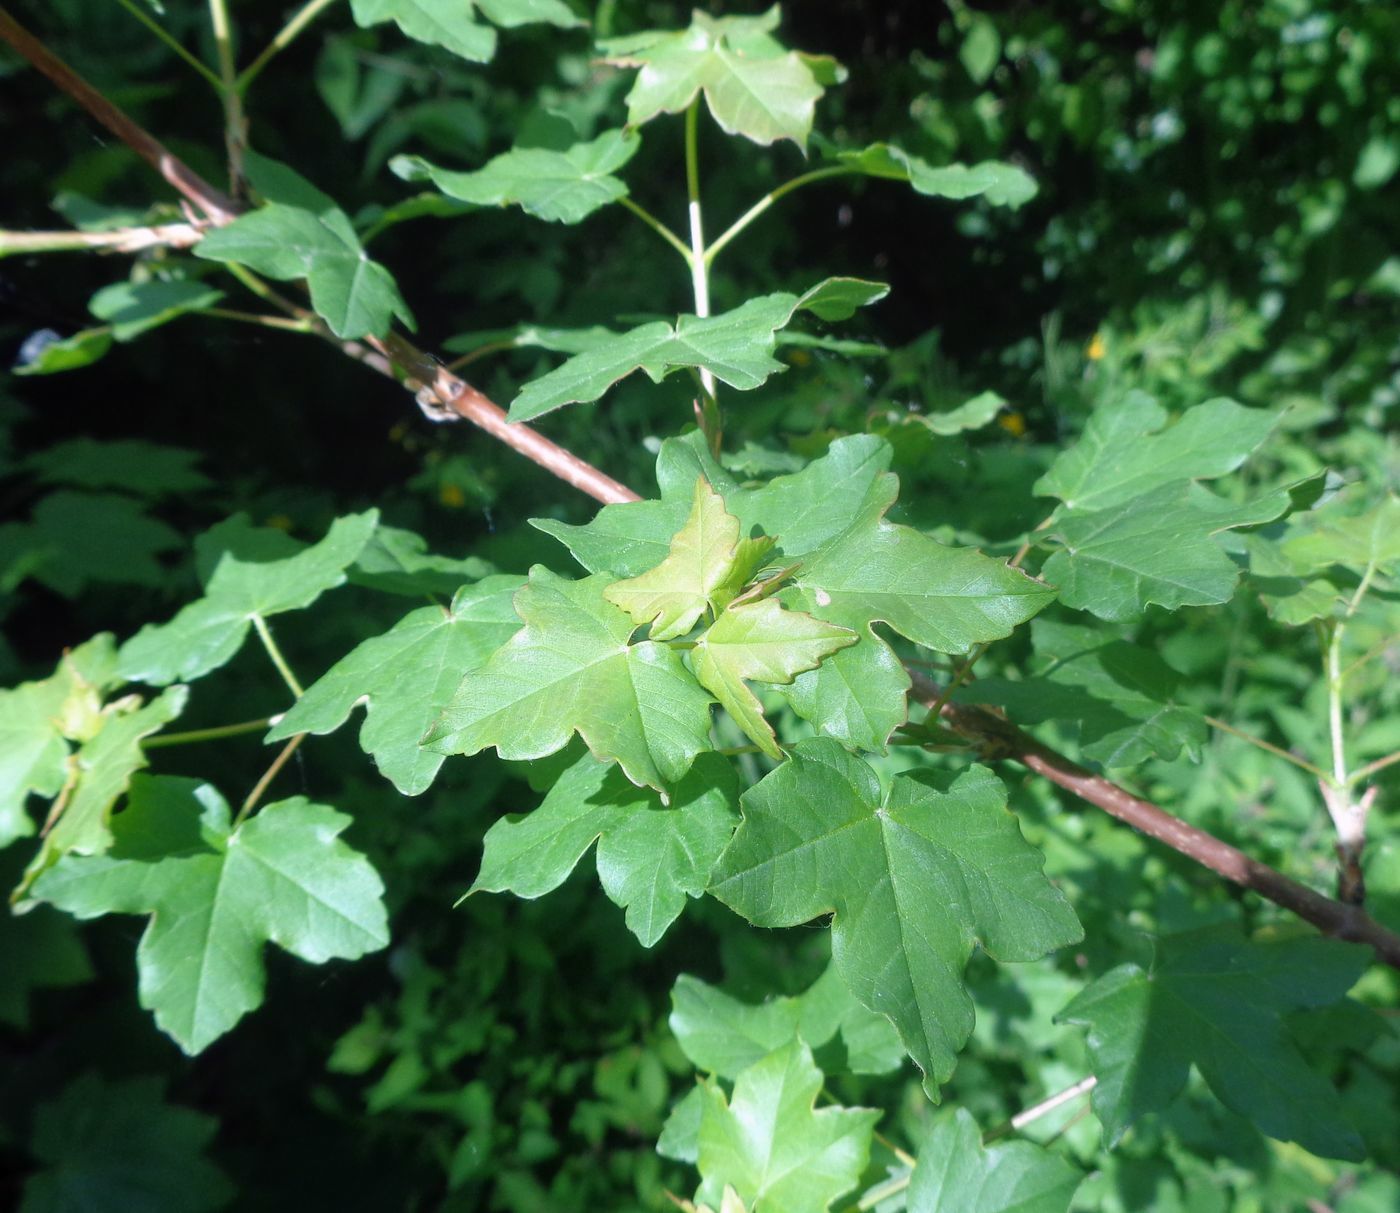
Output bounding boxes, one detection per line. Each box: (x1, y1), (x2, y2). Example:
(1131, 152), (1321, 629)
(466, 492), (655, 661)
(471, 751), (739, 946)
(710, 740), (1082, 1095)
(271, 575), (524, 795)
(12, 327), (112, 376)
(119, 511), (378, 685)
(32, 776), (389, 1054)
(1057, 928), (1369, 1160)
(916, 390), (1007, 436)
(27, 438), (210, 497)
(1283, 494), (1400, 576)
(346, 523), (497, 597)
(393, 128), (640, 223)
(20, 1073), (233, 1213)
(425, 568), (714, 796)
(696, 1039), (877, 1213)
(88, 278), (223, 341)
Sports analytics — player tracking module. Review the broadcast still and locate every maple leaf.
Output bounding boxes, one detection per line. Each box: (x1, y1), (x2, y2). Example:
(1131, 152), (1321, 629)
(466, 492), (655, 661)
(425, 568), (713, 796)
(695, 1039), (877, 1213)
(32, 775), (389, 1054)
(709, 740), (1082, 1096)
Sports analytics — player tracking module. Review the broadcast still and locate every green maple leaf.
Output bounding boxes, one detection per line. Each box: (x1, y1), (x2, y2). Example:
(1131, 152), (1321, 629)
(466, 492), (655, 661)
(538, 433), (1052, 749)
(425, 568), (713, 796)
(599, 6), (841, 149)
(21, 1073), (233, 1213)
(710, 740), (1082, 1096)
(346, 523), (497, 597)
(29, 438), (211, 498)
(16, 685), (187, 904)
(834, 143), (1037, 209)
(393, 128), (641, 224)
(692, 599), (856, 758)
(904, 1109), (1082, 1213)
(471, 750), (738, 946)
(959, 618), (1205, 768)
(509, 279), (887, 421)
(349, 0), (581, 64)
(196, 153), (412, 339)
(1032, 394), (1288, 619)
(1283, 493), (1400, 576)
(1035, 393), (1280, 512)
(270, 575), (524, 795)
(88, 278), (224, 341)
(11, 327), (112, 376)
(1057, 928), (1370, 1160)
(670, 963), (903, 1081)
(0, 634), (118, 848)
(694, 1039), (878, 1213)
(604, 477), (748, 640)
(32, 775), (390, 1054)
(0, 850), (92, 1028)
(119, 510), (378, 686)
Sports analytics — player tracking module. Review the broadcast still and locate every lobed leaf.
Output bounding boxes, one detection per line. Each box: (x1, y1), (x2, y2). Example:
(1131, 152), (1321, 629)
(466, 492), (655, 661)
(695, 1039), (878, 1213)
(709, 741), (1082, 1096)
(271, 575), (524, 795)
(425, 568), (714, 796)
(349, 0), (581, 63)
(393, 128), (640, 223)
(834, 142), (1037, 209)
(32, 776), (390, 1054)
(119, 511), (378, 686)
(1057, 927), (1369, 1160)
(472, 750), (739, 946)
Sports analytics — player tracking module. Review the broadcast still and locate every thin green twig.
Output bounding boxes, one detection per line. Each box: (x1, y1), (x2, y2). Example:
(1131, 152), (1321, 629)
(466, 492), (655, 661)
(206, 0), (248, 193)
(252, 614), (305, 698)
(237, 0), (340, 92)
(235, 732), (306, 825)
(617, 196), (693, 262)
(110, 0), (225, 90)
(200, 306), (315, 332)
(144, 717), (272, 748)
(705, 166), (854, 266)
(1203, 714), (1332, 784)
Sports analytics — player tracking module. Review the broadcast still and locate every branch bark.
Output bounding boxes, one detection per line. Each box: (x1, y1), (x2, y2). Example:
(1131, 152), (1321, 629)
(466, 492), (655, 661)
(4, 5), (1397, 971)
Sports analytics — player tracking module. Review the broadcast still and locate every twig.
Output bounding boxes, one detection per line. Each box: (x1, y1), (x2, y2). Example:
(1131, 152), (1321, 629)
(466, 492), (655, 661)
(1203, 714), (1332, 783)
(144, 717), (272, 748)
(0, 222), (205, 256)
(0, 7), (237, 223)
(982, 1075), (1097, 1143)
(915, 671), (1400, 969)
(235, 732), (306, 824)
(7, 7), (1400, 973)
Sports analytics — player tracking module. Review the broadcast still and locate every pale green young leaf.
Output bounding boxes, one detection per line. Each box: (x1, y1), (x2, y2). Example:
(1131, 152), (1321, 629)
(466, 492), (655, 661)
(834, 143), (1037, 208)
(605, 478), (743, 640)
(17, 686), (187, 902)
(695, 1039), (878, 1213)
(88, 279), (223, 341)
(270, 576), (524, 795)
(1041, 480), (1289, 621)
(0, 635), (118, 848)
(471, 751), (738, 946)
(392, 129), (640, 224)
(119, 511), (378, 686)
(671, 963), (903, 1081)
(21, 1073), (233, 1213)
(709, 741), (1082, 1096)
(1057, 928), (1369, 1160)
(425, 568), (713, 796)
(1034, 392), (1280, 512)
(905, 1109), (1081, 1213)
(509, 280), (887, 421)
(600, 7), (834, 149)
(692, 599), (856, 758)
(31, 776), (389, 1054)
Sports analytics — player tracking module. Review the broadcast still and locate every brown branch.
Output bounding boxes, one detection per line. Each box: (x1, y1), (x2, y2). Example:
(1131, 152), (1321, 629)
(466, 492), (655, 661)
(0, 6), (637, 509)
(7, 5), (1399, 972)
(0, 222), (206, 256)
(910, 672), (1400, 970)
(0, 7), (236, 224)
